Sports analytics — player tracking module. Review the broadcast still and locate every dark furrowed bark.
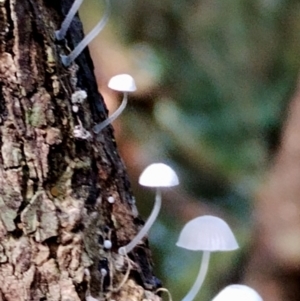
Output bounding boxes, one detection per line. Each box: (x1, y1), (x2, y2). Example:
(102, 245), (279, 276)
(0, 1), (160, 300)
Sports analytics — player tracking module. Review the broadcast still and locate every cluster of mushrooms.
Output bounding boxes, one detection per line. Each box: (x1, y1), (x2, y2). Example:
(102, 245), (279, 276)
(123, 163), (263, 301)
(56, 1), (263, 301)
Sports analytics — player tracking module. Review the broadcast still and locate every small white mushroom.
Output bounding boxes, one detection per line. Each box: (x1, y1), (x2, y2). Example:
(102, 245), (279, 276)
(72, 105), (79, 113)
(176, 215), (239, 301)
(211, 284), (263, 301)
(138, 163), (179, 188)
(60, 0), (111, 66)
(118, 163), (179, 255)
(107, 196), (115, 203)
(100, 268), (108, 277)
(103, 239), (112, 249)
(93, 74), (137, 134)
(55, 0), (84, 41)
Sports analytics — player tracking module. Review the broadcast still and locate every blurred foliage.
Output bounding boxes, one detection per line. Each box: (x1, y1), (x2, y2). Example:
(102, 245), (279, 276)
(80, 0), (300, 299)
(110, 0), (300, 206)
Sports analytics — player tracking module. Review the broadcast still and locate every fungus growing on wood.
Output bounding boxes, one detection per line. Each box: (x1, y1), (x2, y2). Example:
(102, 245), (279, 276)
(176, 215), (239, 301)
(59, 0), (111, 66)
(93, 74), (136, 133)
(118, 163), (179, 255)
(55, 0), (84, 41)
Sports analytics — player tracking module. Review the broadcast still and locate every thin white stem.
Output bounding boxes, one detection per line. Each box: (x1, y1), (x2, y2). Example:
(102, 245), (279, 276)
(155, 288), (173, 301)
(112, 252), (132, 292)
(181, 251), (211, 301)
(61, 0), (111, 66)
(93, 92), (128, 134)
(56, 0), (84, 41)
(119, 188), (162, 255)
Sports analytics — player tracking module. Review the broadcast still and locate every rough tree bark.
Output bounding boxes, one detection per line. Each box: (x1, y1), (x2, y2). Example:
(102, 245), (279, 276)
(0, 0), (161, 300)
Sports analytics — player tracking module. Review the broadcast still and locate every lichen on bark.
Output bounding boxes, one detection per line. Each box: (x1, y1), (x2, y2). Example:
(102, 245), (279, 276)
(0, 0), (161, 300)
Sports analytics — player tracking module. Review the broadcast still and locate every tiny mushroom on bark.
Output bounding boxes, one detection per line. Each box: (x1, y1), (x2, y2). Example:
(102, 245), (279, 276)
(93, 74), (137, 134)
(103, 239), (112, 250)
(211, 284), (263, 301)
(176, 215), (239, 301)
(59, 0), (111, 66)
(118, 163), (179, 255)
(55, 0), (84, 41)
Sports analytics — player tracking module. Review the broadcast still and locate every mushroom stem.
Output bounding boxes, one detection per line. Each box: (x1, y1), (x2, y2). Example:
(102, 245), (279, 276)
(93, 92), (128, 134)
(55, 0), (84, 41)
(119, 188), (162, 255)
(61, 0), (111, 67)
(182, 251), (210, 301)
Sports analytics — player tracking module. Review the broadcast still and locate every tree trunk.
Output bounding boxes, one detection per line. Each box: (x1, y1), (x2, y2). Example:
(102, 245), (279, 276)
(0, 0), (160, 300)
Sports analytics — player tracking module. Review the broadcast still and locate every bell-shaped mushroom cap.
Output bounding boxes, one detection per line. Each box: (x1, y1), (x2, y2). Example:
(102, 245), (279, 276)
(176, 215), (239, 251)
(139, 163), (179, 187)
(108, 74), (137, 92)
(211, 284), (263, 301)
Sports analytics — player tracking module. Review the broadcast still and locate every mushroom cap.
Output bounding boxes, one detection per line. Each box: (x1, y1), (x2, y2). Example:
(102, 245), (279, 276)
(139, 163), (179, 187)
(108, 74), (137, 92)
(211, 284), (263, 301)
(176, 215), (239, 251)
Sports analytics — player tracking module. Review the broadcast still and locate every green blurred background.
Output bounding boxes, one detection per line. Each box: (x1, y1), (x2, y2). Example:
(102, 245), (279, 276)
(80, 0), (300, 299)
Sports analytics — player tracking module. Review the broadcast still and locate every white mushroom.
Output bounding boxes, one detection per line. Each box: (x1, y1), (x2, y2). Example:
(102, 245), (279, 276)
(176, 215), (239, 301)
(118, 163), (179, 255)
(103, 239), (112, 249)
(211, 284), (263, 301)
(55, 0), (84, 41)
(93, 74), (136, 134)
(60, 0), (111, 66)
